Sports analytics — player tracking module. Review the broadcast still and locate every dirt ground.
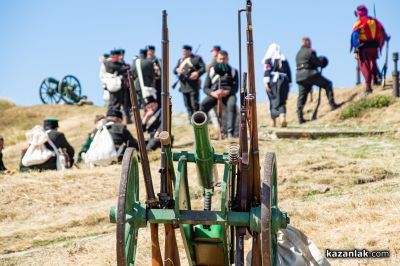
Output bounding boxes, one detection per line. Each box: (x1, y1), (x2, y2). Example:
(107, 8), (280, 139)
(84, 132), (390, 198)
(1, 82), (399, 265)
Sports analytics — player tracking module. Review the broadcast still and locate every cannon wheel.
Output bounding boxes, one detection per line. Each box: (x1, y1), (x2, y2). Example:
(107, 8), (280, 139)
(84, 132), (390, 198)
(116, 148), (140, 266)
(261, 152), (278, 266)
(39, 78), (62, 104)
(58, 75), (82, 104)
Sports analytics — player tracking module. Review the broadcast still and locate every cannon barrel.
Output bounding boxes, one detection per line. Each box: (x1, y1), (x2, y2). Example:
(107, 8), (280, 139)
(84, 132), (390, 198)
(191, 111), (215, 190)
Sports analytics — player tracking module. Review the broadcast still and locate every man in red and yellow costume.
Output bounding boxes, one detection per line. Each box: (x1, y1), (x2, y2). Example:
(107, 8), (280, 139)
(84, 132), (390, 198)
(351, 5), (390, 94)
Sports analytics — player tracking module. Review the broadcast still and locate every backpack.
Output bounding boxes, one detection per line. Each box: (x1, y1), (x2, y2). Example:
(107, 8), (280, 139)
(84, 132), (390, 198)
(21, 126), (55, 167)
(103, 72), (122, 92)
(352, 17), (385, 50)
(84, 120), (121, 165)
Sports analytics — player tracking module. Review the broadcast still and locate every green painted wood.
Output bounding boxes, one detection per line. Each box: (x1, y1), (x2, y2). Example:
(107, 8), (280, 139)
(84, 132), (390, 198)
(174, 156), (196, 265)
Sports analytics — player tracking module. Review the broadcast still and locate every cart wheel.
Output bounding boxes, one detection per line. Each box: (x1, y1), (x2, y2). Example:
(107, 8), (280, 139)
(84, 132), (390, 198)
(116, 148), (141, 266)
(58, 75), (82, 104)
(261, 152), (278, 266)
(39, 78), (61, 104)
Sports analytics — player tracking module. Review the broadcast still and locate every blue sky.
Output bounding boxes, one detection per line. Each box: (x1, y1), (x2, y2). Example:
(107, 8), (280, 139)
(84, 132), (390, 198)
(0, 0), (399, 111)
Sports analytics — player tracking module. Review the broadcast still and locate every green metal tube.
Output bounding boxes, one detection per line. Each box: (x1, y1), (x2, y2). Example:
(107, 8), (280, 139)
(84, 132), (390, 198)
(110, 203), (289, 234)
(48, 77), (59, 84)
(191, 111), (215, 189)
(147, 209), (250, 227)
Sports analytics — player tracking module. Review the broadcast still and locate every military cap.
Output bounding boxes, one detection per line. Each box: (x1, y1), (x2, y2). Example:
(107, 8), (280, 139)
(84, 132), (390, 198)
(182, 45), (192, 51)
(103, 53), (110, 58)
(44, 118), (59, 130)
(119, 49), (125, 55)
(146, 45), (155, 51)
(211, 45), (221, 52)
(106, 109), (123, 119)
(139, 49), (147, 57)
(110, 49), (122, 56)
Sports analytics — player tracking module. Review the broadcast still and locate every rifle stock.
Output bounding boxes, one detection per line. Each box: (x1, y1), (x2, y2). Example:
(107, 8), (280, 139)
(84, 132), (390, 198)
(238, 72), (249, 212)
(127, 70), (162, 265)
(217, 95), (223, 140)
(127, 70), (157, 205)
(244, 0), (261, 209)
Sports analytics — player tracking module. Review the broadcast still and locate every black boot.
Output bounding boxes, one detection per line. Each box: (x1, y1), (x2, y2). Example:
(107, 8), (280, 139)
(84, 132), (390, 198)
(297, 110), (306, 124)
(325, 86), (340, 111)
(330, 103), (341, 111)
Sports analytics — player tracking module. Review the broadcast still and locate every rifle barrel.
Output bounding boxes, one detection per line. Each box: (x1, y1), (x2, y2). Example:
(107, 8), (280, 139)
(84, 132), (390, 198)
(127, 70), (157, 205)
(160, 10), (173, 201)
(245, 0), (261, 202)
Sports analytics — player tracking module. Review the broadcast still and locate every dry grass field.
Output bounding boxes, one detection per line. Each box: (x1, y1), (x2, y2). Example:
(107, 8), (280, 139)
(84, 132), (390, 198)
(1, 81), (399, 265)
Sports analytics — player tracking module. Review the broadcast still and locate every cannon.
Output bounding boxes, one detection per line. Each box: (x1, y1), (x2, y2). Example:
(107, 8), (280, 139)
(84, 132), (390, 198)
(110, 111), (289, 265)
(39, 75), (83, 104)
(110, 2), (289, 265)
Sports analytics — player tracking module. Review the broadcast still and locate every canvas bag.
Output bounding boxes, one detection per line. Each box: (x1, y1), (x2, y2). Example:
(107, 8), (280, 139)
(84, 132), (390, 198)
(21, 126), (55, 167)
(103, 72), (122, 93)
(246, 225), (330, 266)
(135, 59), (157, 100)
(85, 121), (118, 164)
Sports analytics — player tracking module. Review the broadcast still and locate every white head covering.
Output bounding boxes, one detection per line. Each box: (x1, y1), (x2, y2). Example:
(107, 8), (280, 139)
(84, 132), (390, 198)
(262, 43), (286, 64)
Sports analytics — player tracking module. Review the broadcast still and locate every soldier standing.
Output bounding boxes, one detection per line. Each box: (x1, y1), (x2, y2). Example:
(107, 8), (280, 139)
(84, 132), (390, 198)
(200, 50), (238, 138)
(351, 5), (390, 95)
(132, 49), (157, 113)
(296, 37), (340, 124)
(146, 45), (162, 107)
(132, 49), (161, 149)
(174, 45), (206, 120)
(105, 49), (125, 112)
(118, 49), (132, 124)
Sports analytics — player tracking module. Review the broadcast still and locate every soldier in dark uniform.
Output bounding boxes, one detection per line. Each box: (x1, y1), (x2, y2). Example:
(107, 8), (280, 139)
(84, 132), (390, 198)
(21, 118), (75, 171)
(105, 109), (139, 161)
(296, 37), (340, 124)
(146, 45), (162, 107)
(207, 45), (221, 73)
(132, 50), (159, 122)
(174, 45), (206, 120)
(132, 49), (157, 106)
(105, 49), (126, 113)
(200, 50), (238, 138)
(118, 49), (132, 124)
(0, 135), (7, 172)
(131, 51), (161, 151)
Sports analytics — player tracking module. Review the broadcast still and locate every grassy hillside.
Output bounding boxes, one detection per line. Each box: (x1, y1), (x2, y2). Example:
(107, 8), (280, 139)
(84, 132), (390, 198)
(0, 81), (399, 266)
